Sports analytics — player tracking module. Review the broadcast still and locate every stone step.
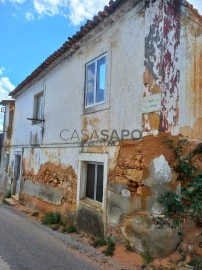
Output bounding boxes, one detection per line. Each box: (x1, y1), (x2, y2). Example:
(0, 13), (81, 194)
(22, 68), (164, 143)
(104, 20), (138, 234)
(3, 198), (17, 206)
(12, 194), (19, 201)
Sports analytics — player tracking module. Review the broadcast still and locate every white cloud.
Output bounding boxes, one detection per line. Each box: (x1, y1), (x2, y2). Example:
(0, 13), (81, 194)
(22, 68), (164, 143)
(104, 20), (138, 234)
(33, 0), (68, 16)
(0, 77), (15, 97)
(32, 0), (109, 25)
(1, 0), (201, 23)
(69, 0), (109, 25)
(25, 12), (34, 21)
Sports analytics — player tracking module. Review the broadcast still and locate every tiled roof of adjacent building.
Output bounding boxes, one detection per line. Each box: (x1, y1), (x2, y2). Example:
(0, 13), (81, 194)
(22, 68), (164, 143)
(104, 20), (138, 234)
(0, 99), (15, 106)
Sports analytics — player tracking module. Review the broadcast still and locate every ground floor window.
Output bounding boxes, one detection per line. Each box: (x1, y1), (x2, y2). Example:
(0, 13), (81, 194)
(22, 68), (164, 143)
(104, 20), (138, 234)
(86, 162), (103, 203)
(78, 153), (108, 209)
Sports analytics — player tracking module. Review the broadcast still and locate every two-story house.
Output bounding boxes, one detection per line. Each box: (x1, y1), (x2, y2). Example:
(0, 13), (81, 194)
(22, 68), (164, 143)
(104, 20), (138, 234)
(1, 0), (202, 257)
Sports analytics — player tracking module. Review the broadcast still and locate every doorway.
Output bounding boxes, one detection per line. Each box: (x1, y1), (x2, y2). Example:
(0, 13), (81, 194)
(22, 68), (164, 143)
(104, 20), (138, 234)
(12, 154), (22, 196)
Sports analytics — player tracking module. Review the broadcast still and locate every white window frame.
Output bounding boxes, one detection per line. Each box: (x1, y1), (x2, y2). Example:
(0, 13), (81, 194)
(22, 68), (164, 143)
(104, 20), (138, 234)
(77, 153), (108, 211)
(33, 91), (44, 122)
(85, 54), (106, 109)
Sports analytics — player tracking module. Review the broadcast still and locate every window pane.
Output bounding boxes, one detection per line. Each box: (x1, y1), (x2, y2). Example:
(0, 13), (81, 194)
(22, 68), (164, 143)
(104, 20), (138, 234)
(96, 57), (106, 103)
(86, 163), (95, 200)
(15, 155), (21, 179)
(5, 154), (9, 171)
(36, 94), (43, 119)
(86, 62), (95, 106)
(96, 164), (103, 202)
(8, 109), (13, 129)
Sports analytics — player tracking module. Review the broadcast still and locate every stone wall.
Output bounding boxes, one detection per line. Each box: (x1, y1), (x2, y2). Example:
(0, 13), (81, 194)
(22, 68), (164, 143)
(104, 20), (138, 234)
(22, 162), (77, 206)
(109, 134), (179, 207)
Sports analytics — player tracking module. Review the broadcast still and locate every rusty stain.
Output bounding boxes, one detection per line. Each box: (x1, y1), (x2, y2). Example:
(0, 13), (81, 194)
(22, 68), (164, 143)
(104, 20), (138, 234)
(81, 116), (100, 142)
(180, 14), (202, 140)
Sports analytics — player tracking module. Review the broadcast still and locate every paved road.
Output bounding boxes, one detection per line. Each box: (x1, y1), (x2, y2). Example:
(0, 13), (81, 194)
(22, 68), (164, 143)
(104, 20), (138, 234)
(0, 204), (98, 270)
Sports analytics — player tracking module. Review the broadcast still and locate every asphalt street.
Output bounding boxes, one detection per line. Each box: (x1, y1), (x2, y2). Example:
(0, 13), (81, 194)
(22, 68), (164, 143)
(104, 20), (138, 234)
(0, 204), (98, 270)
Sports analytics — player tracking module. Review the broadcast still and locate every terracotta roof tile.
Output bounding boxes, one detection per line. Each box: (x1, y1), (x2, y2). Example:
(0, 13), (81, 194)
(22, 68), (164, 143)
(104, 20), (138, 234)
(9, 0), (202, 98)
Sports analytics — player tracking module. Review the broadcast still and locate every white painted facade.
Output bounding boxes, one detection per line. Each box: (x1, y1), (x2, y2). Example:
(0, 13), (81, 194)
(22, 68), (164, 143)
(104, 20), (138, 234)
(1, 0), (201, 237)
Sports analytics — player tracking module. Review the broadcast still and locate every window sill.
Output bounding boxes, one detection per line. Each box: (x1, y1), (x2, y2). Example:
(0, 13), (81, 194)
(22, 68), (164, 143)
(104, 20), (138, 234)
(79, 198), (103, 212)
(83, 104), (110, 115)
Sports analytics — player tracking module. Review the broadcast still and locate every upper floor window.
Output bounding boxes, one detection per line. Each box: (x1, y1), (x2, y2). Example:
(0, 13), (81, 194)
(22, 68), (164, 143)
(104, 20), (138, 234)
(85, 54), (106, 108)
(7, 106), (14, 139)
(33, 92), (44, 120)
(5, 153), (10, 172)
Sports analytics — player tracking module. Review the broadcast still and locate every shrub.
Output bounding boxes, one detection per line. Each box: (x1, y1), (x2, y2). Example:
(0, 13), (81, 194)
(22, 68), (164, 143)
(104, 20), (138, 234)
(93, 238), (107, 248)
(159, 138), (202, 227)
(157, 191), (184, 227)
(102, 238), (115, 257)
(41, 211), (61, 225)
(3, 190), (11, 199)
(93, 237), (115, 256)
(188, 255), (202, 270)
(66, 225), (77, 233)
(182, 173), (202, 224)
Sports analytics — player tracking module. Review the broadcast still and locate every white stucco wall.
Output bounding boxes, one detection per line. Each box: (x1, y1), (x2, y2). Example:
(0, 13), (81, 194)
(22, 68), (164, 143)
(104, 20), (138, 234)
(11, 1), (144, 151)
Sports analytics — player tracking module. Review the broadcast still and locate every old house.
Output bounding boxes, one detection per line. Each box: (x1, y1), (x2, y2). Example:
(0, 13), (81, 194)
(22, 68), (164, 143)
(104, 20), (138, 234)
(0, 99), (15, 193)
(1, 0), (202, 258)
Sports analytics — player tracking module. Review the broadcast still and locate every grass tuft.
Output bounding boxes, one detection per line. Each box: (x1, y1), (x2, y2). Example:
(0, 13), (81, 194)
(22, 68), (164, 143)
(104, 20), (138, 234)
(41, 211), (62, 225)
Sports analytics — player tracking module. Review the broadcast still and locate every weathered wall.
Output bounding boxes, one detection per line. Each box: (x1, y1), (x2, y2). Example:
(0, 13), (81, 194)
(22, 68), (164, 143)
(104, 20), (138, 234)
(21, 147), (78, 206)
(11, 0), (145, 148)
(143, 0), (181, 135)
(179, 6), (202, 140)
(3, 0), (202, 239)
(7, 0), (146, 235)
(107, 134), (179, 229)
(0, 102), (15, 192)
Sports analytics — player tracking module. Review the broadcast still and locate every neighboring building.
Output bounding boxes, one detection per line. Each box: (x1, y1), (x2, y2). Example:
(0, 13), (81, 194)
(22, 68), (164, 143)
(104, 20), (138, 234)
(0, 99), (15, 193)
(1, 0), (201, 247)
(0, 133), (3, 164)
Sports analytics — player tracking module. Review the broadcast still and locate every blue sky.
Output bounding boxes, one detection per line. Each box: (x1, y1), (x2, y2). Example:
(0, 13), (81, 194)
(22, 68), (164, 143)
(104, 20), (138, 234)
(0, 0), (201, 131)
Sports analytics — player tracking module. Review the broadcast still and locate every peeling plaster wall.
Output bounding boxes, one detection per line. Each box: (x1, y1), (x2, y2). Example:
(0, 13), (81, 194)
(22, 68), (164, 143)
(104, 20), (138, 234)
(6, 0), (145, 213)
(179, 8), (202, 140)
(143, 0), (181, 135)
(11, 0), (145, 148)
(21, 147), (79, 206)
(161, 0), (181, 134)
(3, 0), (202, 237)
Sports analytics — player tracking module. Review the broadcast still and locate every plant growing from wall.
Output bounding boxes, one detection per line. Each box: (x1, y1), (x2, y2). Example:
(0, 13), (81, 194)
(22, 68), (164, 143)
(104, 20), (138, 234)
(159, 138), (202, 226)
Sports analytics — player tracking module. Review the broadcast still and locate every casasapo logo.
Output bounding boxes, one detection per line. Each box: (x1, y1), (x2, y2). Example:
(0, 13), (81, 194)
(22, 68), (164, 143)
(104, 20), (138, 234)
(60, 129), (142, 145)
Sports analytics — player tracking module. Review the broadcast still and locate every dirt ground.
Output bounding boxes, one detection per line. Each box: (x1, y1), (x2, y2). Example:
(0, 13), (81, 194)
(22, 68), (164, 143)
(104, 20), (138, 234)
(1, 195), (201, 270)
